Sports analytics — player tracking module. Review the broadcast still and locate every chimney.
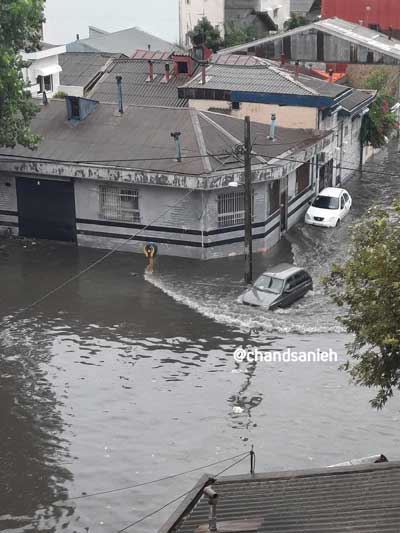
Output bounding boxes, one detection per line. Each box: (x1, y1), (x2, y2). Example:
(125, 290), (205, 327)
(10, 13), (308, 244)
(116, 76), (123, 114)
(268, 113), (277, 141)
(162, 63), (170, 83)
(147, 44), (151, 51)
(147, 60), (154, 82)
(388, 26), (393, 40)
(170, 131), (182, 162)
(280, 53), (286, 66)
(328, 68), (334, 83)
(295, 60), (300, 80)
(203, 486), (218, 532)
(76, 33), (80, 41)
(201, 62), (207, 85)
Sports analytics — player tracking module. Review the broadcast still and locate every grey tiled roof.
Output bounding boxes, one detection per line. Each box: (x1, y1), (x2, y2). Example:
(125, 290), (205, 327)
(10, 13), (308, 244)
(182, 63), (352, 100)
(161, 462), (400, 532)
(59, 52), (121, 89)
(182, 63), (316, 96)
(290, 0), (317, 14)
(1, 100), (328, 177)
(89, 59), (191, 107)
(65, 26), (179, 56)
(339, 89), (376, 113)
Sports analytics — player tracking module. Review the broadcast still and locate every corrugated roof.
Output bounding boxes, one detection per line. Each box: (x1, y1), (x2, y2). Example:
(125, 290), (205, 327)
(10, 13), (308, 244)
(59, 52), (121, 89)
(1, 100), (328, 177)
(161, 461), (400, 532)
(89, 59), (192, 108)
(339, 89), (376, 112)
(220, 17), (400, 61)
(65, 26), (179, 56)
(181, 62), (352, 100)
(182, 63), (317, 96)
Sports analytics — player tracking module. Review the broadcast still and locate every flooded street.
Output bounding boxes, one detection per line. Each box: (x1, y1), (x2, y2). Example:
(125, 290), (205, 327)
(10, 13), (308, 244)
(1, 142), (400, 532)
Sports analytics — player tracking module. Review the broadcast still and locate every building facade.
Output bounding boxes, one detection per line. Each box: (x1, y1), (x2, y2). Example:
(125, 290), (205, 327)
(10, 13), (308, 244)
(22, 43), (66, 99)
(322, 0), (400, 36)
(179, 0), (225, 48)
(0, 99), (333, 260)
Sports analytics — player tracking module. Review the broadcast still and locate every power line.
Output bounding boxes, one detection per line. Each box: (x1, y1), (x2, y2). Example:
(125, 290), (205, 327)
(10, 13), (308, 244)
(65, 451), (249, 502)
(117, 452), (251, 533)
(0, 189), (195, 328)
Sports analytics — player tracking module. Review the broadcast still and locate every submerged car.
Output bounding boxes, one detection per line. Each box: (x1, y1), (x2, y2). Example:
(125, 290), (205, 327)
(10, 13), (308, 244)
(305, 187), (352, 228)
(238, 263), (313, 309)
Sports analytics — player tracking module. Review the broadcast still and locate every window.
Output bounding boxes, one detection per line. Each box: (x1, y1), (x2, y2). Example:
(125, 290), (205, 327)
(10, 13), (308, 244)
(177, 61), (188, 74)
(267, 180), (280, 215)
(36, 74), (53, 93)
(99, 186), (140, 222)
(231, 101), (240, 110)
(217, 191), (254, 227)
(295, 163), (310, 195)
(273, 8), (279, 18)
(340, 196), (345, 209)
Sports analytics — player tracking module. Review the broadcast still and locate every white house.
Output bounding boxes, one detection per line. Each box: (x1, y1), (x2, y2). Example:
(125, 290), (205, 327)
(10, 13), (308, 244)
(22, 43), (66, 99)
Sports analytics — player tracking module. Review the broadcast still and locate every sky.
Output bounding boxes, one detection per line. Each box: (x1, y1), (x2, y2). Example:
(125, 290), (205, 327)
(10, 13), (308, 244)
(43, 0), (179, 45)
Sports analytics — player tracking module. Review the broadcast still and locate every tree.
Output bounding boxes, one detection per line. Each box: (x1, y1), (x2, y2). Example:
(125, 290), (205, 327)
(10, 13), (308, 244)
(189, 17), (224, 53)
(284, 13), (307, 31)
(360, 70), (397, 148)
(223, 22), (257, 49)
(0, 0), (45, 149)
(324, 201), (400, 409)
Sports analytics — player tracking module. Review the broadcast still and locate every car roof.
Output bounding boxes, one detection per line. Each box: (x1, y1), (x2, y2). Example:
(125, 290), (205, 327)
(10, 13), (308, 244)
(261, 263), (306, 280)
(319, 187), (347, 198)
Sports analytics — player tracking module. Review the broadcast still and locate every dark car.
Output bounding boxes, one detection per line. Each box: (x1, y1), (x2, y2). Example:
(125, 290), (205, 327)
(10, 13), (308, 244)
(238, 263), (313, 309)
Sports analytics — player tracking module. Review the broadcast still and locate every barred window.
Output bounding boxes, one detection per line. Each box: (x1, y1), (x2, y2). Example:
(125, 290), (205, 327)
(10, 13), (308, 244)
(217, 191), (254, 228)
(99, 186), (140, 222)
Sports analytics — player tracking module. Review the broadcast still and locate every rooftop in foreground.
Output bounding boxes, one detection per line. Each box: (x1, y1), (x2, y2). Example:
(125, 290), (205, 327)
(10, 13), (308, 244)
(160, 461), (400, 532)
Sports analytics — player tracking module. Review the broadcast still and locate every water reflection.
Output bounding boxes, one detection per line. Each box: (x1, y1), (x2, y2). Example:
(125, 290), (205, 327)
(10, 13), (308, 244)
(0, 320), (74, 531)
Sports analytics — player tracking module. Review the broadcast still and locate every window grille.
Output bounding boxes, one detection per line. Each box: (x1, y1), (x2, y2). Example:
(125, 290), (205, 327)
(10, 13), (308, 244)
(217, 191), (254, 228)
(99, 186), (140, 222)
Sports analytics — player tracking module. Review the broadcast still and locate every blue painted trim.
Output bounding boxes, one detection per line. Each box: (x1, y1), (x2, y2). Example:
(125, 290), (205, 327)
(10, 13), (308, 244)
(230, 91), (334, 108)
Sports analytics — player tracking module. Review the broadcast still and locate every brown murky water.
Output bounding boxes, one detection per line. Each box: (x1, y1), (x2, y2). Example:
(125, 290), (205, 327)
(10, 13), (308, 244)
(1, 142), (400, 532)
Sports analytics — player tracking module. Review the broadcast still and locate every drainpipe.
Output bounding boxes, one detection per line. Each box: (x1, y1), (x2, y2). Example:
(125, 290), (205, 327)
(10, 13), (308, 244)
(116, 75), (123, 114)
(170, 131), (182, 162)
(295, 60), (300, 80)
(203, 486), (218, 532)
(164, 63), (170, 82)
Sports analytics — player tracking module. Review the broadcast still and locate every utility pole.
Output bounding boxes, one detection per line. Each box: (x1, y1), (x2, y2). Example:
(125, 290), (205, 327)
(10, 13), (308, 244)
(244, 116), (253, 284)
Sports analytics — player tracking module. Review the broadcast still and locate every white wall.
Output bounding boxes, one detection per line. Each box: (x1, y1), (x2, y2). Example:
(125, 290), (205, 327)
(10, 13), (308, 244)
(22, 45), (65, 98)
(179, 0), (225, 47)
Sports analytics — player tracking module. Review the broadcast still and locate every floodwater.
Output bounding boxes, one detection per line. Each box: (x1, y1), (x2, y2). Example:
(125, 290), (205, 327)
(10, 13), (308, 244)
(1, 142), (400, 533)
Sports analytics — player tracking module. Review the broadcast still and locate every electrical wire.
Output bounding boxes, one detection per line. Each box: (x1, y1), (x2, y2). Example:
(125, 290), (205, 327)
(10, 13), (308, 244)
(0, 189), (195, 328)
(65, 451), (249, 501)
(116, 452), (251, 533)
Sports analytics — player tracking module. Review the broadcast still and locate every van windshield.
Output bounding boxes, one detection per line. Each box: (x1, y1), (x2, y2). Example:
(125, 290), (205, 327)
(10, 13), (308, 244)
(254, 275), (284, 294)
(312, 195), (339, 209)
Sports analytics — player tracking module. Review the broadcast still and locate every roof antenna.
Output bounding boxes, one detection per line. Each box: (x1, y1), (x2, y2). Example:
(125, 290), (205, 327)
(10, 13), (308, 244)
(250, 445), (256, 475)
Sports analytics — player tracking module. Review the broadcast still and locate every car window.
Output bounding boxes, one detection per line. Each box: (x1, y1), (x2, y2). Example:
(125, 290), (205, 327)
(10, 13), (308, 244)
(312, 196), (339, 210)
(285, 275), (296, 290)
(343, 192), (350, 202)
(254, 275), (284, 294)
(340, 196), (345, 209)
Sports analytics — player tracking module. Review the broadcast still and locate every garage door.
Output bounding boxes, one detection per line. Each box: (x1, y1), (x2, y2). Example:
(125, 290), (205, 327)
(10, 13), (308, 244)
(16, 177), (77, 242)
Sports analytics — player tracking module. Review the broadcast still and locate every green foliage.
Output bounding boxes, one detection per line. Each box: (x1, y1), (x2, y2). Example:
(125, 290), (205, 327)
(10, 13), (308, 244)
(224, 22), (257, 49)
(189, 17), (224, 52)
(0, 0), (45, 149)
(324, 201), (400, 409)
(53, 91), (67, 99)
(284, 13), (307, 30)
(360, 70), (397, 148)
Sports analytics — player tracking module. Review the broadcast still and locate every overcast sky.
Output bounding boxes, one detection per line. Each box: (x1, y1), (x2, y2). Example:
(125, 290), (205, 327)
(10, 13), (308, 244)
(43, 0), (179, 45)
